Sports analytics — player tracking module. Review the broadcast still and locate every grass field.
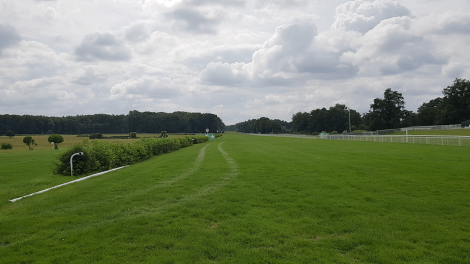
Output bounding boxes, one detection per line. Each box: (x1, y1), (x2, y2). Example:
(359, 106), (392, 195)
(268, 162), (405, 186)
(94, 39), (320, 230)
(1, 133), (470, 263)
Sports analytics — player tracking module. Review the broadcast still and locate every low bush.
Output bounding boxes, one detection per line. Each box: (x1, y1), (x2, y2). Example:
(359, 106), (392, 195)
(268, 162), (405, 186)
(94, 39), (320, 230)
(129, 132), (137, 138)
(1, 143), (13, 150)
(89, 133), (103, 139)
(54, 135), (209, 176)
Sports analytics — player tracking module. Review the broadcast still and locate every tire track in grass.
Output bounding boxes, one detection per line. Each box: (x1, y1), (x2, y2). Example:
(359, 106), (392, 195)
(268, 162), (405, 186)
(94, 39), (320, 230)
(172, 141), (238, 202)
(133, 141), (237, 213)
(109, 143), (211, 201)
(105, 141), (238, 221)
(157, 143), (210, 186)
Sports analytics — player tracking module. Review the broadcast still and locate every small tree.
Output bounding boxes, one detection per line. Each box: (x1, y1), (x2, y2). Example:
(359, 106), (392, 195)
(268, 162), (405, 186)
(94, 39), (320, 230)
(23, 136), (37, 150)
(160, 131), (168, 138)
(48, 134), (64, 149)
(6, 130), (15, 138)
(129, 132), (137, 138)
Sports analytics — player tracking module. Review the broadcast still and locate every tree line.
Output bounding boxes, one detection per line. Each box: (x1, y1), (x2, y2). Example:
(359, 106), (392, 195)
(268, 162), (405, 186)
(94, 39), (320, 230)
(231, 78), (470, 134)
(0, 111), (225, 135)
(226, 118), (292, 134)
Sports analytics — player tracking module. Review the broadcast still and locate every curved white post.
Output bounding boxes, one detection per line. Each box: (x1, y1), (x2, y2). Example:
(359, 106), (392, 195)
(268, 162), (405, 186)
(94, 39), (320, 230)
(70, 152), (84, 176)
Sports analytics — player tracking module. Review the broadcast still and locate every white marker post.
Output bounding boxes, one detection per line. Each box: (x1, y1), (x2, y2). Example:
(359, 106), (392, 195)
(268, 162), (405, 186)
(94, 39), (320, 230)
(70, 152), (84, 176)
(51, 142), (54, 150)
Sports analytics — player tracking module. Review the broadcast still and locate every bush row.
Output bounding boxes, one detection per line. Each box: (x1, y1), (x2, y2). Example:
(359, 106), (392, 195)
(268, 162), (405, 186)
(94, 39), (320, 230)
(54, 135), (209, 176)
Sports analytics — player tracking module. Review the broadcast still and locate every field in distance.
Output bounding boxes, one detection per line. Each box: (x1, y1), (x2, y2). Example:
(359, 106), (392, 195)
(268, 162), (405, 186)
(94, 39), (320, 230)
(1, 133), (469, 263)
(0, 133), (191, 152)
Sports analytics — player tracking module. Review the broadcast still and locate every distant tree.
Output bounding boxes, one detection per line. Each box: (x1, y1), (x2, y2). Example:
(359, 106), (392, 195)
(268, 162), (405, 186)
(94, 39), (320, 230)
(23, 136), (37, 150)
(6, 130), (15, 138)
(160, 131), (168, 138)
(440, 78), (470, 124)
(401, 110), (418, 127)
(48, 134), (64, 149)
(369, 88), (406, 130)
(292, 112), (310, 133)
(129, 132), (137, 138)
(417, 97), (443, 125)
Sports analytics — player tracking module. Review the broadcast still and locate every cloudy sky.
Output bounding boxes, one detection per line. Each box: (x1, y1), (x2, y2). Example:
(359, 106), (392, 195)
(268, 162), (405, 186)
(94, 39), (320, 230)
(0, 0), (469, 125)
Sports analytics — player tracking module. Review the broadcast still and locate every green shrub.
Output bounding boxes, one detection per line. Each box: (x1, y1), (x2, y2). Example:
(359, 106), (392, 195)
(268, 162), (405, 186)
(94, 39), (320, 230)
(89, 133), (103, 139)
(54, 135), (209, 176)
(129, 132), (137, 138)
(1, 143), (13, 150)
(54, 145), (94, 176)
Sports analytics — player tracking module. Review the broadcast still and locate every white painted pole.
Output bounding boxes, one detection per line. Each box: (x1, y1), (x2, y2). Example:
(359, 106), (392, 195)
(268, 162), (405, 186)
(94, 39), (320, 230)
(70, 152), (83, 176)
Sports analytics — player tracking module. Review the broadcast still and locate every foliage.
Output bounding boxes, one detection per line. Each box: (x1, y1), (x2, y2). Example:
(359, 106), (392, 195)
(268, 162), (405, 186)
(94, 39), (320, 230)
(6, 130), (15, 138)
(0, 111), (225, 135)
(48, 134), (64, 149)
(22, 136), (37, 150)
(416, 78), (470, 126)
(129, 132), (137, 138)
(1, 142), (13, 149)
(54, 135), (209, 176)
(368, 88), (406, 130)
(235, 117), (291, 133)
(89, 133), (103, 139)
(417, 97), (443, 125)
(440, 78), (470, 124)
(160, 131), (168, 138)
(292, 104), (363, 134)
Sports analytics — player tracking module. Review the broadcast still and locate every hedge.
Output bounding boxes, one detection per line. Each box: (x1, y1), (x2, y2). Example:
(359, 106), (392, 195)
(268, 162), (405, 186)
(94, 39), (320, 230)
(54, 135), (209, 176)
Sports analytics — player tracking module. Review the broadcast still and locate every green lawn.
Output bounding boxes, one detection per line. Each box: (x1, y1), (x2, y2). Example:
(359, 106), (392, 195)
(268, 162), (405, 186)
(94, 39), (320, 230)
(1, 133), (469, 263)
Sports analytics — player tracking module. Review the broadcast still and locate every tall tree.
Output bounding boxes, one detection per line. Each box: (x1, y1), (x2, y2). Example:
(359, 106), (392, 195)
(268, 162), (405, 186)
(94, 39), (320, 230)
(440, 78), (470, 124)
(292, 112), (309, 133)
(369, 88), (406, 130)
(6, 130), (15, 138)
(417, 97), (443, 125)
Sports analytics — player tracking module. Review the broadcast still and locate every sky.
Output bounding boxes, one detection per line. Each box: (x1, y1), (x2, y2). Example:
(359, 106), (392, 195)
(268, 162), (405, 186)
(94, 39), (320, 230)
(0, 0), (469, 125)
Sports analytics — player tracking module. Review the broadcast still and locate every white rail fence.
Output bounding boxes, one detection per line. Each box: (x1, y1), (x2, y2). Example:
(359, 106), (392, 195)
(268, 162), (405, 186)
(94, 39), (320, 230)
(241, 133), (470, 147)
(322, 134), (470, 147)
(242, 133), (318, 139)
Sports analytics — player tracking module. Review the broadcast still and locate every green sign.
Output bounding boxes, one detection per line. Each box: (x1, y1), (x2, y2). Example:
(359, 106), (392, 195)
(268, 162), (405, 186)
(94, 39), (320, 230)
(206, 133), (216, 140)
